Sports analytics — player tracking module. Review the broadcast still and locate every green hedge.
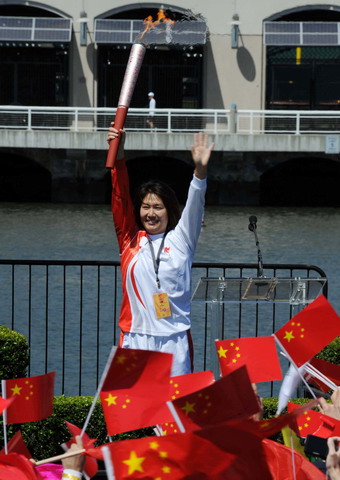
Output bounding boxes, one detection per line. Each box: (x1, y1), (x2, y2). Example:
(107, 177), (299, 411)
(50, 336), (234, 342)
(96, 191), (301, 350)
(0, 396), (313, 460)
(317, 336), (340, 364)
(0, 326), (29, 381)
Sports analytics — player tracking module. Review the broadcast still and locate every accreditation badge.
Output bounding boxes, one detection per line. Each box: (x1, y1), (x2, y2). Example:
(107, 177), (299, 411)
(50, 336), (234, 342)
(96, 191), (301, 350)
(153, 292), (171, 318)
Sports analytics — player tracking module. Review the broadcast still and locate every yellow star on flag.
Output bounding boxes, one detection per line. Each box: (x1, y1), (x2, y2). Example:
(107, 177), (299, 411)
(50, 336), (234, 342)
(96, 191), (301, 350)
(116, 354), (127, 364)
(180, 401), (196, 415)
(122, 450), (145, 475)
(11, 384), (22, 396)
(217, 346), (228, 358)
(105, 393), (118, 406)
(283, 331), (295, 342)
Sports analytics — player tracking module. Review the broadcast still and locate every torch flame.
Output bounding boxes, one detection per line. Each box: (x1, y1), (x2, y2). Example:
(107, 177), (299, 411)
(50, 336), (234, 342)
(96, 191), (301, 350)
(138, 9), (175, 41)
(155, 9), (175, 24)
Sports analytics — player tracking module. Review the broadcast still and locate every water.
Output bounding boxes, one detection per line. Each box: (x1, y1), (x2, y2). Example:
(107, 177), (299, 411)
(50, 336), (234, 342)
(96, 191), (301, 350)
(1, 203), (339, 306)
(1, 203), (339, 396)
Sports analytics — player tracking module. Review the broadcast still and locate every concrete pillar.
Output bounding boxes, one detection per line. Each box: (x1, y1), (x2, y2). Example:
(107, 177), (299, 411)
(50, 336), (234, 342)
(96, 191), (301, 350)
(230, 104), (237, 133)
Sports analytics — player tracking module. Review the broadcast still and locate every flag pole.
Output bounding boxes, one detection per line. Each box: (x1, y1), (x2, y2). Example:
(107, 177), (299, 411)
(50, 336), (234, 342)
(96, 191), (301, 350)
(153, 425), (164, 436)
(305, 363), (338, 391)
(166, 401), (186, 433)
(60, 443), (90, 480)
(81, 346), (118, 437)
(290, 428), (297, 480)
(35, 448), (86, 466)
(273, 334), (316, 399)
(1, 380), (8, 454)
(102, 445), (116, 480)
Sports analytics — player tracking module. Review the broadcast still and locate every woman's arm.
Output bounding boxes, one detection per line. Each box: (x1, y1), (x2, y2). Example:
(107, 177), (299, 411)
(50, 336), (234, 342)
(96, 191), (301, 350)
(173, 133), (214, 252)
(107, 125), (138, 252)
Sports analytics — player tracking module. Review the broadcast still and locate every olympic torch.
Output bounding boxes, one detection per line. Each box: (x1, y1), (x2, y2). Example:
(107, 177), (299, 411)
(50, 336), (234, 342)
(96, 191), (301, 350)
(105, 42), (146, 168)
(105, 9), (207, 168)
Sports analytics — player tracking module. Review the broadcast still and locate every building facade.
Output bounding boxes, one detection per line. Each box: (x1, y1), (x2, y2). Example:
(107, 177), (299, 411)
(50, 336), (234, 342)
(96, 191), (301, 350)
(1, 0), (340, 204)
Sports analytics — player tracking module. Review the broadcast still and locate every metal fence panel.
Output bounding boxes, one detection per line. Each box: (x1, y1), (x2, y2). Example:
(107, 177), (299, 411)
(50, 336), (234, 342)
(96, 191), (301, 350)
(0, 260), (327, 398)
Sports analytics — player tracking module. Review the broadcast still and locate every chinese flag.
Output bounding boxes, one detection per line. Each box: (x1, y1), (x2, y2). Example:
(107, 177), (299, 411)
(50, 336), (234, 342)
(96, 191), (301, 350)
(287, 402), (328, 438)
(158, 370), (215, 435)
(263, 438), (325, 480)
(100, 348), (172, 435)
(274, 295), (340, 367)
(4, 372), (55, 424)
(305, 357), (340, 393)
(171, 365), (260, 432)
(215, 336), (282, 382)
(0, 431), (32, 459)
(288, 402), (340, 439)
(0, 453), (39, 480)
(65, 421), (98, 478)
(255, 399), (319, 438)
(87, 421), (273, 480)
(0, 396), (14, 415)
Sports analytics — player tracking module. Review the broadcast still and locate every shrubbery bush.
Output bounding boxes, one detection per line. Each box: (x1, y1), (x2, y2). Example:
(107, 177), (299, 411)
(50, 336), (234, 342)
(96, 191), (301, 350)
(317, 336), (340, 364)
(0, 326), (29, 380)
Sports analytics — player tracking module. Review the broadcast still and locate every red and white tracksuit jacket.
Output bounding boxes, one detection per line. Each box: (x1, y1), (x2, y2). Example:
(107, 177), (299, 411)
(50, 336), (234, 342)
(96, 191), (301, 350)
(111, 158), (206, 337)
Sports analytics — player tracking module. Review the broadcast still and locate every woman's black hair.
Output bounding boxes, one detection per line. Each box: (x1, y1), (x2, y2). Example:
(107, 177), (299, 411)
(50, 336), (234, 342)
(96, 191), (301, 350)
(134, 180), (181, 232)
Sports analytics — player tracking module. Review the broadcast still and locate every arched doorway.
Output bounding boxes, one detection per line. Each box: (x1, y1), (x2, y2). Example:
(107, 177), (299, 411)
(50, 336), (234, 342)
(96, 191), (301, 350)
(265, 7), (340, 112)
(0, 153), (51, 201)
(105, 155), (194, 204)
(260, 157), (340, 206)
(97, 6), (203, 109)
(0, 4), (69, 106)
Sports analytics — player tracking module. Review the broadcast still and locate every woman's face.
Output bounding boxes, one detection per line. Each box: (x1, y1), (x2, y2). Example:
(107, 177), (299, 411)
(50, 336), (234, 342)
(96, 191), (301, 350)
(140, 193), (168, 235)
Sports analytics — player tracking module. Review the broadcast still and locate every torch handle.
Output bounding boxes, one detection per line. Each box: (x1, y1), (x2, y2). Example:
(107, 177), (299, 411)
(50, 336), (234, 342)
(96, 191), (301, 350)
(106, 106), (128, 169)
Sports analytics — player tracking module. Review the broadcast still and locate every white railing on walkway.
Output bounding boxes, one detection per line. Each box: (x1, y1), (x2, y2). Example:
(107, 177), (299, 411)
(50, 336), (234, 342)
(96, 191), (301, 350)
(0, 106), (230, 135)
(1, 106), (340, 134)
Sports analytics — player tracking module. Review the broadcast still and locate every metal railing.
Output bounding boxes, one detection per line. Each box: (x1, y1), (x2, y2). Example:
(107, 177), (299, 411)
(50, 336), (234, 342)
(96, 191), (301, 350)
(0, 106), (229, 134)
(1, 105), (340, 134)
(0, 259), (327, 398)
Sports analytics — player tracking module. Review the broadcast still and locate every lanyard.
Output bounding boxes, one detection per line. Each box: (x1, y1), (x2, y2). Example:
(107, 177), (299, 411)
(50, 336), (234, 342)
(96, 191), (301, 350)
(147, 234), (166, 289)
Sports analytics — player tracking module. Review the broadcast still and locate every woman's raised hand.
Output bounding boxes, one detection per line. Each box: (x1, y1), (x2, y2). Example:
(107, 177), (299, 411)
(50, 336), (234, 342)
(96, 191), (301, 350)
(191, 132), (214, 179)
(107, 122), (126, 160)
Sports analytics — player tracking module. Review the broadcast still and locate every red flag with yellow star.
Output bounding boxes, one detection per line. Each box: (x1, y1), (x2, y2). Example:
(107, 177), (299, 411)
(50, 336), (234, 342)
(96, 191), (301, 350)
(87, 421), (274, 480)
(215, 336), (282, 383)
(100, 348), (172, 435)
(3, 372), (55, 424)
(287, 402), (340, 439)
(254, 399), (319, 438)
(287, 402), (328, 438)
(274, 295), (340, 367)
(158, 370), (215, 435)
(170, 365), (260, 432)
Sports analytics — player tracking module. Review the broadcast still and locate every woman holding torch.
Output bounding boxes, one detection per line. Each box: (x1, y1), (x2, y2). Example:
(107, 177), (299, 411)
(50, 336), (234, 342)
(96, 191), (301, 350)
(107, 126), (213, 375)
